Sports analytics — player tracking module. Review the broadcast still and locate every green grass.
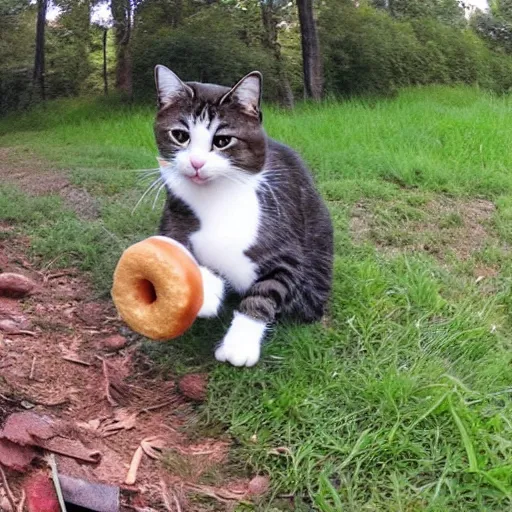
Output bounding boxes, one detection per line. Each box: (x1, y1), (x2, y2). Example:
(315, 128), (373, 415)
(2, 85), (512, 510)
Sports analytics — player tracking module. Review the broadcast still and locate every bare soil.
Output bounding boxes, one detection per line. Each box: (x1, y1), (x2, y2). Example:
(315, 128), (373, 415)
(350, 196), (501, 271)
(0, 148), (99, 220)
(0, 149), (261, 510)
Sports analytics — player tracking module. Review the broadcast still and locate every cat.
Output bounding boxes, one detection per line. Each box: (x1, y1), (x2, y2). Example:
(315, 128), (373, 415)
(153, 65), (333, 367)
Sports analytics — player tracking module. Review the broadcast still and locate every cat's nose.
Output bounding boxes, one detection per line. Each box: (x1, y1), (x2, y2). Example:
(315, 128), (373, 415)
(190, 156), (206, 171)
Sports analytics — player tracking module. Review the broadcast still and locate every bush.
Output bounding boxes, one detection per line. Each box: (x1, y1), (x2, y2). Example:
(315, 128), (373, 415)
(320, 5), (429, 96)
(131, 7), (281, 102)
(320, 3), (512, 97)
(0, 68), (32, 115)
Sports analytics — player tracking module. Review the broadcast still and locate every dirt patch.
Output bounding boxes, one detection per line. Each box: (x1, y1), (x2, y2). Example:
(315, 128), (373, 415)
(350, 196), (499, 263)
(0, 233), (255, 511)
(0, 147), (99, 220)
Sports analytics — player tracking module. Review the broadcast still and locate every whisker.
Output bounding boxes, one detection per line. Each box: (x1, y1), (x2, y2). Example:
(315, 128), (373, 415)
(131, 177), (163, 214)
(137, 170), (161, 182)
(152, 182), (167, 210)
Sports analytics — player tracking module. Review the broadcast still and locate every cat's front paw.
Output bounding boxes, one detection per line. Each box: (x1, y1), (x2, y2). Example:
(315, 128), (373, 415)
(197, 266), (225, 318)
(215, 338), (261, 367)
(214, 312), (266, 367)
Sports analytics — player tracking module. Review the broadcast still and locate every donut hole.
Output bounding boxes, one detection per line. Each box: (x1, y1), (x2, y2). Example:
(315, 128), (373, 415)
(136, 279), (157, 305)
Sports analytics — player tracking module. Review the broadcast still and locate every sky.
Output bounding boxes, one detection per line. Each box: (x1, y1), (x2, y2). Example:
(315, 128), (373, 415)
(47, 2), (112, 24)
(469, 0), (489, 10)
(47, 0), (490, 24)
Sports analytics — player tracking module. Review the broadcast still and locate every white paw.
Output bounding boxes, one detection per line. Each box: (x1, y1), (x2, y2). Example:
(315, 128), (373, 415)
(215, 338), (261, 367)
(197, 267), (225, 318)
(214, 312), (266, 367)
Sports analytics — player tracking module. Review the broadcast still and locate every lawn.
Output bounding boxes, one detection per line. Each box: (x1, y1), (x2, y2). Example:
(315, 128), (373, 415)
(2, 86), (512, 510)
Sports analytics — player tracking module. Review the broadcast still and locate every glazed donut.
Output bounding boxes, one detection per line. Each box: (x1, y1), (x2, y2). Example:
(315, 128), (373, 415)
(111, 236), (203, 340)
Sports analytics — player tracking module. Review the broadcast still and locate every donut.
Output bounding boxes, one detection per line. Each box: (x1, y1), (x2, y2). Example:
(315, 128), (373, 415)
(111, 236), (203, 340)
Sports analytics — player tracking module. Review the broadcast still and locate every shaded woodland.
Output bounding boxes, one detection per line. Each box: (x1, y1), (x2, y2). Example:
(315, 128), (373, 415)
(3, 0), (512, 113)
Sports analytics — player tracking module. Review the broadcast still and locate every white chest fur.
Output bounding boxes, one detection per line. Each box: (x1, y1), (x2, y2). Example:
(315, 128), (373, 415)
(171, 177), (261, 293)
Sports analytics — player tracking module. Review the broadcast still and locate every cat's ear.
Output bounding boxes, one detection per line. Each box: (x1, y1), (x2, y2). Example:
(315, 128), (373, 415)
(154, 65), (193, 107)
(220, 71), (262, 119)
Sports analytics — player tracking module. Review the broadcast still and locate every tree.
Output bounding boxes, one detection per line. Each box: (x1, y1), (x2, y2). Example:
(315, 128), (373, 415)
(296, 0), (322, 99)
(33, 0), (48, 100)
(111, 0), (133, 96)
(260, 0), (294, 106)
(472, 0), (512, 53)
(103, 27), (108, 94)
(372, 0), (465, 26)
(0, 0), (33, 69)
(491, 0), (512, 21)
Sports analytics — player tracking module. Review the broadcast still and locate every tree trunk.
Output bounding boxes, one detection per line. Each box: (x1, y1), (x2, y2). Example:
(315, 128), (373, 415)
(33, 0), (48, 101)
(103, 28), (109, 95)
(111, 0), (132, 97)
(260, 0), (294, 108)
(296, 0), (323, 100)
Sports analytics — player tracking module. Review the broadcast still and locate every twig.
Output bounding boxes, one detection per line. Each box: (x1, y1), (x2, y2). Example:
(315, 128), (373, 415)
(29, 355), (36, 380)
(0, 393), (16, 403)
(161, 480), (182, 512)
(185, 482), (246, 503)
(16, 490), (25, 512)
(6, 330), (36, 337)
(40, 255), (63, 272)
(102, 359), (118, 406)
(171, 493), (182, 512)
(140, 399), (177, 414)
(45, 271), (75, 281)
(0, 464), (17, 511)
(32, 397), (69, 407)
(125, 446), (144, 485)
(61, 356), (91, 367)
(49, 454), (68, 512)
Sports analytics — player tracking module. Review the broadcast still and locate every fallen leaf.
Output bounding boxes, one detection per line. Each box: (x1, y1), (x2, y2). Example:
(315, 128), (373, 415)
(141, 436), (166, 460)
(101, 409), (138, 437)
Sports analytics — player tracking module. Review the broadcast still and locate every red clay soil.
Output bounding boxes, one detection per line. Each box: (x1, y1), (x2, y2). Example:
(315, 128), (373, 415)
(0, 231), (259, 511)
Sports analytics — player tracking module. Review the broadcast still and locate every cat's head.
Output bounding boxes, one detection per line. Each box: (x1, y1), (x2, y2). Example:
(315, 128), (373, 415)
(154, 65), (266, 187)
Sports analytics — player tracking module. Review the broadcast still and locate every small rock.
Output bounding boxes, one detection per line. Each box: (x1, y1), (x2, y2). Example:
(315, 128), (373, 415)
(178, 373), (208, 402)
(0, 319), (18, 333)
(248, 475), (270, 496)
(102, 334), (127, 350)
(0, 496), (13, 512)
(0, 273), (36, 298)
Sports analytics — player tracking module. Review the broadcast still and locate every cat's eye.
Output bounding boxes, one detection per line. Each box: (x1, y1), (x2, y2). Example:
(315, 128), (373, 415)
(170, 129), (190, 145)
(213, 135), (233, 150)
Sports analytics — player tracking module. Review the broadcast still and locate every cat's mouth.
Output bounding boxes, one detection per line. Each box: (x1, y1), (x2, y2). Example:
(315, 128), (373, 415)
(189, 174), (210, 185)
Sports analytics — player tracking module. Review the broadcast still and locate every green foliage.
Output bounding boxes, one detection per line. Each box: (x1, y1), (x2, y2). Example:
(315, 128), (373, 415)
(82, 25), (116, 96)
(321, 3), (512, 97)
(0, 0), (95, 113)
(471, 10), (512, 56)
(320, 5), (423, 95)
(131, 5), (282, 101)
(3, 0), (512, 112)
(45, 0), (93, 98)
(492, 0), (512, 22)
(0, 6), (35, 114)
(388, 0), (465, 26)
